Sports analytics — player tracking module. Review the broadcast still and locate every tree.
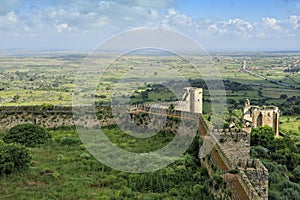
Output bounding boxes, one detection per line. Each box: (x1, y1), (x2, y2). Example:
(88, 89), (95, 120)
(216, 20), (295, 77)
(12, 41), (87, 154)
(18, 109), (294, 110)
(292, 166), (300, 182)
(4, 124), (51, 147)
(0, 143), (31, 176)
(250, 126), (275, 148)
(279, 94), (288, 99)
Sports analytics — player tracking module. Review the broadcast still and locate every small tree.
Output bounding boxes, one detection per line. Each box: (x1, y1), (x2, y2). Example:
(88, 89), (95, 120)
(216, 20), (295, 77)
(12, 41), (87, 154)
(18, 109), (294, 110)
(0, 143), (31, 176)
(279, 94), (288, 99)
(4, 124), (51, 147)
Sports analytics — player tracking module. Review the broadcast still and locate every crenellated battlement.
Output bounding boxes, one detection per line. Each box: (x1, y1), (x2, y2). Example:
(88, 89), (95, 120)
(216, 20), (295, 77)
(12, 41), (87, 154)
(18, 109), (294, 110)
(237, 159), (269, 200)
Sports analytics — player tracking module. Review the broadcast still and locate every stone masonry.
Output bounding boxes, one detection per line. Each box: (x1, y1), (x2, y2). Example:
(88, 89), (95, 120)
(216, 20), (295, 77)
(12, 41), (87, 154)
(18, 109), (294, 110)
(243, 99), (280, 136)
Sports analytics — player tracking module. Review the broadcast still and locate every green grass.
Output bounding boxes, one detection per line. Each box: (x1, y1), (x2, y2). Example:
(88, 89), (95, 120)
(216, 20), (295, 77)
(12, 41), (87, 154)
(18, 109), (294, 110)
(103, 126), (175, 153)
(280, 116), (300, 136)
(0, 127), (213, 200)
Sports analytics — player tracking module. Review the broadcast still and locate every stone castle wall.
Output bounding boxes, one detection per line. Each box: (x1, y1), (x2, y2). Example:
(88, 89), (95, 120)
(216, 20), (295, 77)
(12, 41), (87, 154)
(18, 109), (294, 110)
(0, 106), (115, 130)
(130, 104), (201, 120)
(237, 159), (269, 200)
(202, 125), (268, 200)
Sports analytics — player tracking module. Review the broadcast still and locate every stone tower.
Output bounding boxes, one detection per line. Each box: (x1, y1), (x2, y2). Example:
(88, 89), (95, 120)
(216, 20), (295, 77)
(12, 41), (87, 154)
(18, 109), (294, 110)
(180, 87), (203, 113)
(243, 99), (280, 137)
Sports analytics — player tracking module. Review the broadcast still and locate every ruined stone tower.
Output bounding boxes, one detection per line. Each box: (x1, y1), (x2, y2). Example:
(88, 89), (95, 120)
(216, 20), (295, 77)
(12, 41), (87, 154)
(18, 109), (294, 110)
(243, 99), (280, 136)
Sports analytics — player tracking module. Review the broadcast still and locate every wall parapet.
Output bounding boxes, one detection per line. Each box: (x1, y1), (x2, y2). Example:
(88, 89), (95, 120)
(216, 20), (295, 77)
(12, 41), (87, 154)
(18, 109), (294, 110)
(237, 159), (269, 200)
(237, 168), (261, 200)
(129, 105), (201, 121)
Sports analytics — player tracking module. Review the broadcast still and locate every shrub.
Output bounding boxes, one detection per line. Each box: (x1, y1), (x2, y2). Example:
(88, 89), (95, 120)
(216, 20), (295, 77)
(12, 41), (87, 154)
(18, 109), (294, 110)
(292, 166), (300, 182)
(268, 172), (281, 184)
(39, 168), (60, 180)
(0, 139), (4, 147)
(3, 123), (51, 147)
(251, 145), (269, 159)
(54, 136), (81, 146)
(0, 143), (31, 176)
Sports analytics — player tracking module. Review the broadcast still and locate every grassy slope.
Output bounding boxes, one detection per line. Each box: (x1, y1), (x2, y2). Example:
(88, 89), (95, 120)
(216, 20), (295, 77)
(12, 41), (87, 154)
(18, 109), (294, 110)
(280, 116), (300, 136)
(0, 127), (211, 200)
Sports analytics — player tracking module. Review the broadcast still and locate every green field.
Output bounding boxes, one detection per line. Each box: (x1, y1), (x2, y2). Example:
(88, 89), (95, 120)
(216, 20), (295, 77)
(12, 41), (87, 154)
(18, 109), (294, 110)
(1, 52), (299, 107)
(280, 116), (300, 136)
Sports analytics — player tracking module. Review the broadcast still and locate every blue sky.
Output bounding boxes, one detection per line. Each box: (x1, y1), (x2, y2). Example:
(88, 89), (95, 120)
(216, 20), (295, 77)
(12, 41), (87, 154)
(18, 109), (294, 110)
(0, 0), (299, 51)
(178, 0), (299, 21)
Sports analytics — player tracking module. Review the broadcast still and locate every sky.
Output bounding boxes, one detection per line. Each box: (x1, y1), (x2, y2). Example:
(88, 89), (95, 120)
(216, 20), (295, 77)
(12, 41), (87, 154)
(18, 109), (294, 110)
(0, 0), (300, 51)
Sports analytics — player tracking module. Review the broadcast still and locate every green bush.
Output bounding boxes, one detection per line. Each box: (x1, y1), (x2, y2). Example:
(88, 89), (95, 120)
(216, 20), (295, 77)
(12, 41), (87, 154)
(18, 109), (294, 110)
(0, 143), (31, 176)
(292, 166), (300, 182)
(54, 137), (81, 146)
(3, 124), (51, 147)
(251, 145), (269, 159)
(250, 126), (275, 148)
(0, 139), (4, 147)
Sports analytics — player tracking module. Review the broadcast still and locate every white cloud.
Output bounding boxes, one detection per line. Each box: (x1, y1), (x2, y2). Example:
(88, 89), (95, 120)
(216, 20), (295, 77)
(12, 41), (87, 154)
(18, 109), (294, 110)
(205, 18), (253, 38)
(161, 8), (194, 28)
(5, 11), (18, 24)
(254, 17), (296, 38)
(102, 0), (177, 9)
(55, 23), (72, 33)
(262, 17), (282, 31)
(289, 15), (300, 29)
(0, 11), (21, 33)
